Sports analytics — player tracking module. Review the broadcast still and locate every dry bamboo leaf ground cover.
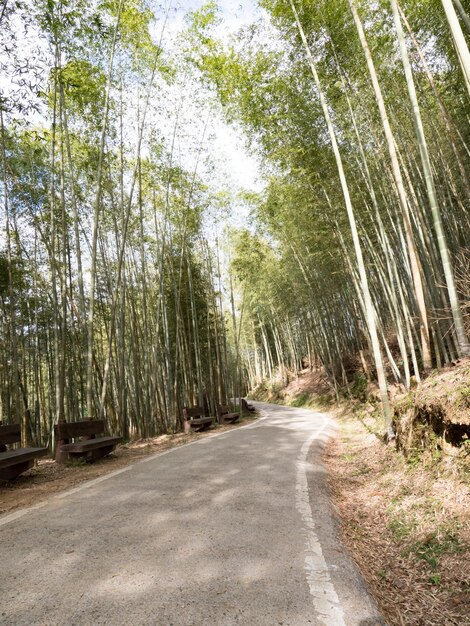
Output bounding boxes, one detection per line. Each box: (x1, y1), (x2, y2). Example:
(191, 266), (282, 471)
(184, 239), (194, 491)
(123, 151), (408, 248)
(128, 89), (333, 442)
(325, 414), (470, 626)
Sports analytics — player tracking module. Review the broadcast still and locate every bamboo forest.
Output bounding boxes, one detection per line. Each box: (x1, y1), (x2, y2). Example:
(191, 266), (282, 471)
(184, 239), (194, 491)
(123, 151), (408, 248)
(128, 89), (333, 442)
(1, 0), (470, 448)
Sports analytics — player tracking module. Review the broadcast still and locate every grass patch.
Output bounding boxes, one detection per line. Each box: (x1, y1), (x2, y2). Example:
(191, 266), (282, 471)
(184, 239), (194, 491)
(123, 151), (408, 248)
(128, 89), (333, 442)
(313, 393), (335, 408)
(387, 515), (418, 541)
(289, 392), (312, 408)
(457, 385), (470, 409)
(350, 371), (368, 402)
(65, 457), (88, 468)
(411, 527), (464, 569)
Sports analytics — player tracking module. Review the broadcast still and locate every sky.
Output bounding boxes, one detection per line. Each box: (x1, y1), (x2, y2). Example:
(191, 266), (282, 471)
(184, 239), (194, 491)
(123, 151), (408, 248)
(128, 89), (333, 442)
(164, 0), (265, 195)
(0, 0), (269, 294)
(0, 0), (267, 229)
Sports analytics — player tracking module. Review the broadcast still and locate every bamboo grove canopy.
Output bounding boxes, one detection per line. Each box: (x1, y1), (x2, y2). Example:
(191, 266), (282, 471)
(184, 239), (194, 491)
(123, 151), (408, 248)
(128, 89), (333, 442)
(1, 0), (470, 443)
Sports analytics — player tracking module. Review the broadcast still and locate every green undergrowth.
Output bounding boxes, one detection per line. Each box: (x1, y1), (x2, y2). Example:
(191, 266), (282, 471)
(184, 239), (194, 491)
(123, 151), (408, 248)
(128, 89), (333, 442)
(65, 457), (88, 468)
(287, 391), (334, 410)
(250, 381), (284, 404)
(288, 392), (312, 407)
(250, 383), (324, 408)
(250, 370), (336, 410)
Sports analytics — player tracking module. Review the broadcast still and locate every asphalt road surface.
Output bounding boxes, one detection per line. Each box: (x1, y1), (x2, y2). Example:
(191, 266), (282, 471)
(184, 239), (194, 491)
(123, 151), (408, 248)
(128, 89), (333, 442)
(0, 403), (385, 626)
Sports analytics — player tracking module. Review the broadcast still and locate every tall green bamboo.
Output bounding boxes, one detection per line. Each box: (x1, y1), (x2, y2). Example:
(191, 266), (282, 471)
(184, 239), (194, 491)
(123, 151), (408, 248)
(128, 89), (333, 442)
(348, 0), (432, 369)
(289, 0), (394, 436)
(392, 0), (470, 356)
(441, 0), (470, 96)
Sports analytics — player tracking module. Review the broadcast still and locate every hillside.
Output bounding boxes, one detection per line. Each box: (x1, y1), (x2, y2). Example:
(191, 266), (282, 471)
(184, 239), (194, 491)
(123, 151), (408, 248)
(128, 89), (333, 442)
(250, 364), (470, 625)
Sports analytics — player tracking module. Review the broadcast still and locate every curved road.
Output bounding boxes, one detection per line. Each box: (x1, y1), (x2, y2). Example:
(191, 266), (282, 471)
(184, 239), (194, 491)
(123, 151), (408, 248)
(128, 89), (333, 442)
(0, 403), (384, 625)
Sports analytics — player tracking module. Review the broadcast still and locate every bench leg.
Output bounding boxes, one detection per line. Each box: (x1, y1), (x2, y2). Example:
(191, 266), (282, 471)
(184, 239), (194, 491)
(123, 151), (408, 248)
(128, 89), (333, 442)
(0, 460), (34, 481)
(90, 445), (115, 461)
(55, 447), (70, 464)
(184, 420), (191, 434)
(56, 445), (116, 464)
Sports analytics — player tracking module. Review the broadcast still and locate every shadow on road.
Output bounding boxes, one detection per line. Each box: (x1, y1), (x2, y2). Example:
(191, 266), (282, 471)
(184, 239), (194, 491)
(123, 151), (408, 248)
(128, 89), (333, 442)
(1, 404), (384, 625)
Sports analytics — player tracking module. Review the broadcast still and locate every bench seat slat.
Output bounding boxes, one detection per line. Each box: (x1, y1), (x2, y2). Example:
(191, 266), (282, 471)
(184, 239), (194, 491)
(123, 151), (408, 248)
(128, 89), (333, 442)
(220, 413), (239, 423)
(60, 436), (121, 453)
(0, 447), (48, 469)
(188, 417), (213, 424)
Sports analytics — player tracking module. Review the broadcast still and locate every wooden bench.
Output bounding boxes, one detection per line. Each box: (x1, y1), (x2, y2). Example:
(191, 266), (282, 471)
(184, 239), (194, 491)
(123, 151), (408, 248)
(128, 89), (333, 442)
(217, 404), (240, 425)
(0, 424), (48, 481)
(241, 398), (255, 413)
(54, 420), (121, 464)
(183, 407), (214, 434)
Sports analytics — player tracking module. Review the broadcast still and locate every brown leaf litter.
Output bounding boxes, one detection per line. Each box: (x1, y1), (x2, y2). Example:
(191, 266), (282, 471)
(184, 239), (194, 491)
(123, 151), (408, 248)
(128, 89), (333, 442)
(325, 412), (470, 626)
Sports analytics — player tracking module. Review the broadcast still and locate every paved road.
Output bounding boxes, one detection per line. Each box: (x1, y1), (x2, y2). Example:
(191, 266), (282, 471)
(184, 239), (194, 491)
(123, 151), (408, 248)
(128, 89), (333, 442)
(0, 403), (384, 626)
